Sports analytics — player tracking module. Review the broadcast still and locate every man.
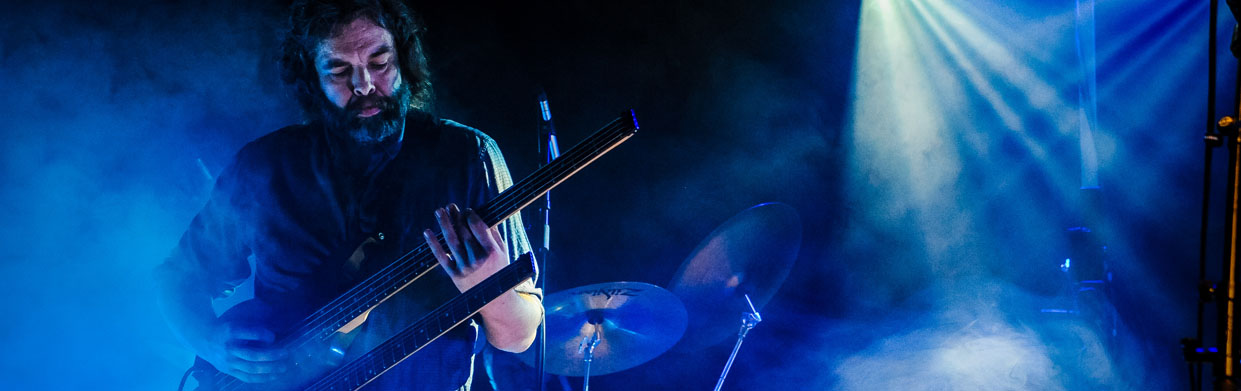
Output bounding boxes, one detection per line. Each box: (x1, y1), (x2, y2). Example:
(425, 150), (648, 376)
(154, 0), (542, 389)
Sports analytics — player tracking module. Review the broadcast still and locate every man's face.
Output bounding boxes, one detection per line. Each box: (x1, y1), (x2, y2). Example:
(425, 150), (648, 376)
(314, 17), (407, 143)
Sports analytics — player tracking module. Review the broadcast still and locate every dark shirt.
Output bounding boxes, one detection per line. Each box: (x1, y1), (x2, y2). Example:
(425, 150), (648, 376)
(159, 110), (533, 390)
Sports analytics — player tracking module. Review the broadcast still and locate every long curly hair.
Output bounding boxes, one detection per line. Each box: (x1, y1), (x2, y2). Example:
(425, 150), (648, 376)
(279, 0), (433, 119)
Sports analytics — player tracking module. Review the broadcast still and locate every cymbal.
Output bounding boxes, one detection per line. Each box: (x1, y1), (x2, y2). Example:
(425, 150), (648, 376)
(668, 202), (801, 351)
(519, 281), (687, 376)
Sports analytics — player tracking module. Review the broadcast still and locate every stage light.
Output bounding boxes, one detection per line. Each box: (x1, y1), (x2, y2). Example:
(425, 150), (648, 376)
(839, 0), (1162, 387)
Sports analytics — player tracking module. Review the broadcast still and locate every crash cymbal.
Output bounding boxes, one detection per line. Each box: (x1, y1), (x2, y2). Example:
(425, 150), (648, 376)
(519, 281), (687, 376)
(668, 202), (801, 351)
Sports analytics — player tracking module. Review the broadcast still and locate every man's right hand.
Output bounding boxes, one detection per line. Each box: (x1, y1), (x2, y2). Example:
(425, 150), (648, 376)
(200, 323), (290, 383)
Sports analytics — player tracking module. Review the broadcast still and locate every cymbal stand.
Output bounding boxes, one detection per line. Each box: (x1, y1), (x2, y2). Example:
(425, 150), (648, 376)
(713, 294), (762, 391)
(578, 329), (601, 391)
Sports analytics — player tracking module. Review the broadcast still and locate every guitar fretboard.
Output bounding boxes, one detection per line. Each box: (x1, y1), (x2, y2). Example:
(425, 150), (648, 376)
(306, 255), (537, 391)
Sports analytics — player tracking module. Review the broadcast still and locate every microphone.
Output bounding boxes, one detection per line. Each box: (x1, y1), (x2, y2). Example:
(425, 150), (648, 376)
(538, 89), (561, 163)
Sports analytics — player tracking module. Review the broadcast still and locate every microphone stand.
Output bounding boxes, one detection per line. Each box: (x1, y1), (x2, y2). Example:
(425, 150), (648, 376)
(536, 87), (561, 391)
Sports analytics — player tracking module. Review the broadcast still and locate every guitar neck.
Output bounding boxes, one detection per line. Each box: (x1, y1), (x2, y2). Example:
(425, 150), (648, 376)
(284, 111), (638, 349)
(306, 255), (538, 391)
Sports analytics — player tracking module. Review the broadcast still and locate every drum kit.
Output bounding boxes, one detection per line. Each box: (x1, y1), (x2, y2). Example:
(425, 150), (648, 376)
(518, 202), (802, 390)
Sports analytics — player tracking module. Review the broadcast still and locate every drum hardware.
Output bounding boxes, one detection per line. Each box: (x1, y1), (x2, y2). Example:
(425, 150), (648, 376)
(668, 202), (802, 390)
(577, 328), (601, 391)
(713, 294), (761, 391)
(518, 281), (688, 389)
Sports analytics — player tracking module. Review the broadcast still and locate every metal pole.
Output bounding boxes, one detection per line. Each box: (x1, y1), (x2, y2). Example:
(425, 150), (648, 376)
(579, 330), (599, 391)
(536, 88), (560, 391)
(713, 294), (762, 391)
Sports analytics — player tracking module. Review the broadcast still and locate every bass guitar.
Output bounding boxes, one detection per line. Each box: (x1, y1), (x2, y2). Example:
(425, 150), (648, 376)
(187, 111), (639, 390)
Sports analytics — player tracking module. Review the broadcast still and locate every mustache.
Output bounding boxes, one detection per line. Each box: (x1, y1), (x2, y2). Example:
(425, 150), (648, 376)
(344, 93), (399, 115)
(311, 84), (413, 143)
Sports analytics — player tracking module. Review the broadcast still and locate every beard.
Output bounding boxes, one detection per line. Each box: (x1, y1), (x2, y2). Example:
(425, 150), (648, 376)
(316, 84), (412, 146)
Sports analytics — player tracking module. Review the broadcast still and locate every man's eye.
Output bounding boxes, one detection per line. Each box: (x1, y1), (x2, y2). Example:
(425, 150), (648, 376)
(369, 62), (389, 70)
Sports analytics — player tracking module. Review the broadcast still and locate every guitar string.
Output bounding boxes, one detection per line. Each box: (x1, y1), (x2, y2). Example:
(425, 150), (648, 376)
(209, 118), (633, 391)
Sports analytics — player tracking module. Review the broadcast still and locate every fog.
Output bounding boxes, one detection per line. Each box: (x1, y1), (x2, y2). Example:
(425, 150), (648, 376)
(0, 0), (1212, 389)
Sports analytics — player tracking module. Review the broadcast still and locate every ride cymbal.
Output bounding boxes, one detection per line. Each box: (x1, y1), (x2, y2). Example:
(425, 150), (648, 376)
(668, 202), (801, 351)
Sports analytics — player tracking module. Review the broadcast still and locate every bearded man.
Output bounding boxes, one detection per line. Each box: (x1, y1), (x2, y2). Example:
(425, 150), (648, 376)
(154, 1), (543, 390)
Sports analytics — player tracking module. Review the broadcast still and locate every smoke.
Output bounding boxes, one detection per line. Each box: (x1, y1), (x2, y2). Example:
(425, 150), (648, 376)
(0, 1), (294, 389)
(818, 0), (1204, 389)
(831, 281), (1124, 390)
(0, 0), (1207, 389)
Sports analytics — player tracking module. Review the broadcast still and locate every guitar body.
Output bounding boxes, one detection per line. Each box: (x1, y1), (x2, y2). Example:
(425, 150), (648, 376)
(190, 233), (388, 391)
(190, 255), (538, 391)
(190, 299), (359, 391)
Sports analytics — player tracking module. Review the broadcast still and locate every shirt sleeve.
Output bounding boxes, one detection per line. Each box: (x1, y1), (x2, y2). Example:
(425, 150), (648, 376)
(476, 135), (542, 300)
(155, 152), (254, 299)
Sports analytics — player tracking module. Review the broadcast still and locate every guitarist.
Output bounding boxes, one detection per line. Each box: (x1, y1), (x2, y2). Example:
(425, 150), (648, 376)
(154, 0), (544, 389)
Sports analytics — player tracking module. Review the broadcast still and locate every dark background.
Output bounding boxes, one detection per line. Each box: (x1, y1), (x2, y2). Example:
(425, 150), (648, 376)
(0, 0), (1219, 389)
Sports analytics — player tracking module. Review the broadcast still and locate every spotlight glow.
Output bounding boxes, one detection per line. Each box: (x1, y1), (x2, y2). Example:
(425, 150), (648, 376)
(837, 0), (1190, 388)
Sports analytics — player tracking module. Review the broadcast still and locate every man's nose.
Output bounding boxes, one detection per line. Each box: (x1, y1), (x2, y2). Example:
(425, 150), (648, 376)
(352, 68), (375, 96)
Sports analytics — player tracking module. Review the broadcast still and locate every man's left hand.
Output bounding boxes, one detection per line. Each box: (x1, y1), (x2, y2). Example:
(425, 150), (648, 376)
(423, 203), (509, 292)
